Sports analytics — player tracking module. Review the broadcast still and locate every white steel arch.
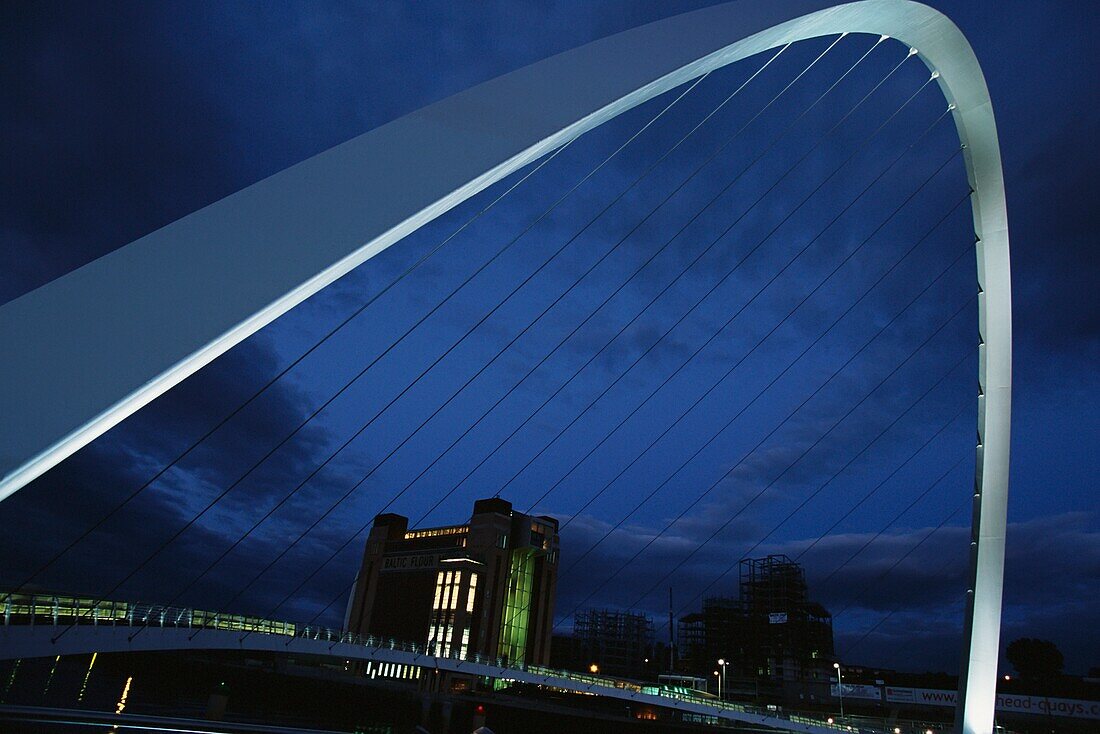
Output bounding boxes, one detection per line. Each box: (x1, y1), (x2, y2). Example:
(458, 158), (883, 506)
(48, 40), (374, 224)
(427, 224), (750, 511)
(0, 2), (1010, 732)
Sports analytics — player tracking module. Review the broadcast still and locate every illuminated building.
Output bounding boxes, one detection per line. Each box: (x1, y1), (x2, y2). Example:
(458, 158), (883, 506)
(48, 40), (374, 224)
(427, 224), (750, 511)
(345, 497), (559, 666)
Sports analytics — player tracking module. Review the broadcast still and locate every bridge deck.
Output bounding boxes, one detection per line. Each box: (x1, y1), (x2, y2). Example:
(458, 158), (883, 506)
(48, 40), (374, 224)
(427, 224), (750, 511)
(0, 592), (869, 734)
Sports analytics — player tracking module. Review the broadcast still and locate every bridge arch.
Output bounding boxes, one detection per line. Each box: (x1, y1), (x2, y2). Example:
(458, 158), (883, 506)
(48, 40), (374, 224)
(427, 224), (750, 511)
(0, 2), (1009, 732)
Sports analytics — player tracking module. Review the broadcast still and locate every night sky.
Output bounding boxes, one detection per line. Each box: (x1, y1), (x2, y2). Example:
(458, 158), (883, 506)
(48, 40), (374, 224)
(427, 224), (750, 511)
(1, 1), (1096, 677)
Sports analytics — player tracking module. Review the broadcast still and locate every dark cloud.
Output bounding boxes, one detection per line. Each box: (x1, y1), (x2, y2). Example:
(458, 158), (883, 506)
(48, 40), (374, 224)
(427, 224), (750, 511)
(0, 334), (328, 598)
(554, 510), (1098, 673)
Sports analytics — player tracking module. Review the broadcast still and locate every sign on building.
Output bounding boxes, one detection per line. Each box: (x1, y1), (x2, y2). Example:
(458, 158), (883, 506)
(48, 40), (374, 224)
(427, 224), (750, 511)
(381, 553), (443, 572)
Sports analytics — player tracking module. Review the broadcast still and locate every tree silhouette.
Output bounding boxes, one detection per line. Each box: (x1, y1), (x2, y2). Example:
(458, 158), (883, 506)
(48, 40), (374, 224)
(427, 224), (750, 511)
(1006, 638), (1064, 681)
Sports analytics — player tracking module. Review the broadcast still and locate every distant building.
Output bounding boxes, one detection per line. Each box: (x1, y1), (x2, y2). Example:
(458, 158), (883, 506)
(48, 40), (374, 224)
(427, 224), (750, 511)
(678, 555), (834, 701)
(570, 609), (655, 679)
(345, 497), (559, 666)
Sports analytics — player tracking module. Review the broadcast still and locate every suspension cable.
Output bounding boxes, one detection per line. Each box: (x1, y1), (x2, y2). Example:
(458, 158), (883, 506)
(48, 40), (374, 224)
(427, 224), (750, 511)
(413, 37), (902, 530)
(485, 288), (975, 647)
(221, 35), (881, 630)
(793, 412), (970, 565)
(528, 191), (968, 634)
(135, 70), (724, 632)
(181, 43), (809, 642)
(369, 89), (958, 643)
(204, 41), (869, 621)
(512, 259), (971, 641)
(845, 550), (967, 662)
(574, 294), (973, 628)
(833, 498), (968, 622)
(172, 40), (822, 631)
(405, 33), (880, 528)
(552, 144), (962, 550)
(232, 40), (871, 636)
(50, 65), (710, 643)
(836, 499), (968, 656)
(295, 56), (941, 639)
(560, 192), (971, 579)
(13, 130), (576, 594)
(806, 452), (970, 584)
(506, 70), (940, 520)
(675, 351), (974, 619)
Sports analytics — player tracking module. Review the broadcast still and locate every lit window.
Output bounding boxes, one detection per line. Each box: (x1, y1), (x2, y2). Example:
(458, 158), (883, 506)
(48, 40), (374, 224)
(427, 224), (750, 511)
(427, 568), (467, 656)
(459, 626), (471, 659)
(441, 571), (454, 610)
(432, 571), (445, 609)
(404, 525), (469, 540)
(466, 573), (478, 613)
(449, 572), (462, 610)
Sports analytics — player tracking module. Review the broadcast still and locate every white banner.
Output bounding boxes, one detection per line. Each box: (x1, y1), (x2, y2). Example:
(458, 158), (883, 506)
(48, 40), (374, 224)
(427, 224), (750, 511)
(831, 683), (881, 701)
(882, 687), (1100, 721)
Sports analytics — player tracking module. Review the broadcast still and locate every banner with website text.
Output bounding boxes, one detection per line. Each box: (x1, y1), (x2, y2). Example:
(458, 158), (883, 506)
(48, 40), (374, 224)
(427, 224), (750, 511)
(829, 685), (1100, 720)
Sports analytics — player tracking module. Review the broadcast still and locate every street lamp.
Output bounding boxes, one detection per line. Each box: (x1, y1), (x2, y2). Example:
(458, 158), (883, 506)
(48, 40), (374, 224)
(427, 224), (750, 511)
(717, 658), (728, 701)
(833, 662), (844, 720)
(713, 670), (720, 696)
(589, 663), (599, 674)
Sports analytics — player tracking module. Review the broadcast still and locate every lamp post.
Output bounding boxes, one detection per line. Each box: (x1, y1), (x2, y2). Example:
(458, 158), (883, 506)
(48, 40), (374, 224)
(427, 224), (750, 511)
(834, 662), (844, 720)
(718, 658), (728, 701)
(713, 670), (720, 698)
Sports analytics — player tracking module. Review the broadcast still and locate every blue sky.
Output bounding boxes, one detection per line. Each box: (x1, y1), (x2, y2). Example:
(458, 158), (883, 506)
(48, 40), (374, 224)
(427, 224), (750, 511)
(1, 1), (1096, 675)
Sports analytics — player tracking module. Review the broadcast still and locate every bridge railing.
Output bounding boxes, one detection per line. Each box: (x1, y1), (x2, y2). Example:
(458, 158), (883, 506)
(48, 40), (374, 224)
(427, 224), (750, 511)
(1, 593), (297, 637)
(2, 591), (879, 733)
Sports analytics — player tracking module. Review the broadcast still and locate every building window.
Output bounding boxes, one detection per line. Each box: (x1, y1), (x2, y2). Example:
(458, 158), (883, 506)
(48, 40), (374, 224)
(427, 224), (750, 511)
(459, 626), (471, 660)
(497, 533), (508, 549)
(404, 525), (468, 540)
(432, 572), (444, 610)
(466, 573), (478, 613)
(498, 548), (535, 664)
(427, 569), (464, 657)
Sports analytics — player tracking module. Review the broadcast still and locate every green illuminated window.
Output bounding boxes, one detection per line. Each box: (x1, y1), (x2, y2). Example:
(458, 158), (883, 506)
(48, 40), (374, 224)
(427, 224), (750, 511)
(498, 548), (535, 664)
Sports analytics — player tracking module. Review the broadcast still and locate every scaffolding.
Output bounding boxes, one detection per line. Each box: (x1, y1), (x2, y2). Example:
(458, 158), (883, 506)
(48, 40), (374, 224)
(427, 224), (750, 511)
(678, 555), (834, 686)
(740, 554), (809, 616)
(573, 608), (654, 678)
